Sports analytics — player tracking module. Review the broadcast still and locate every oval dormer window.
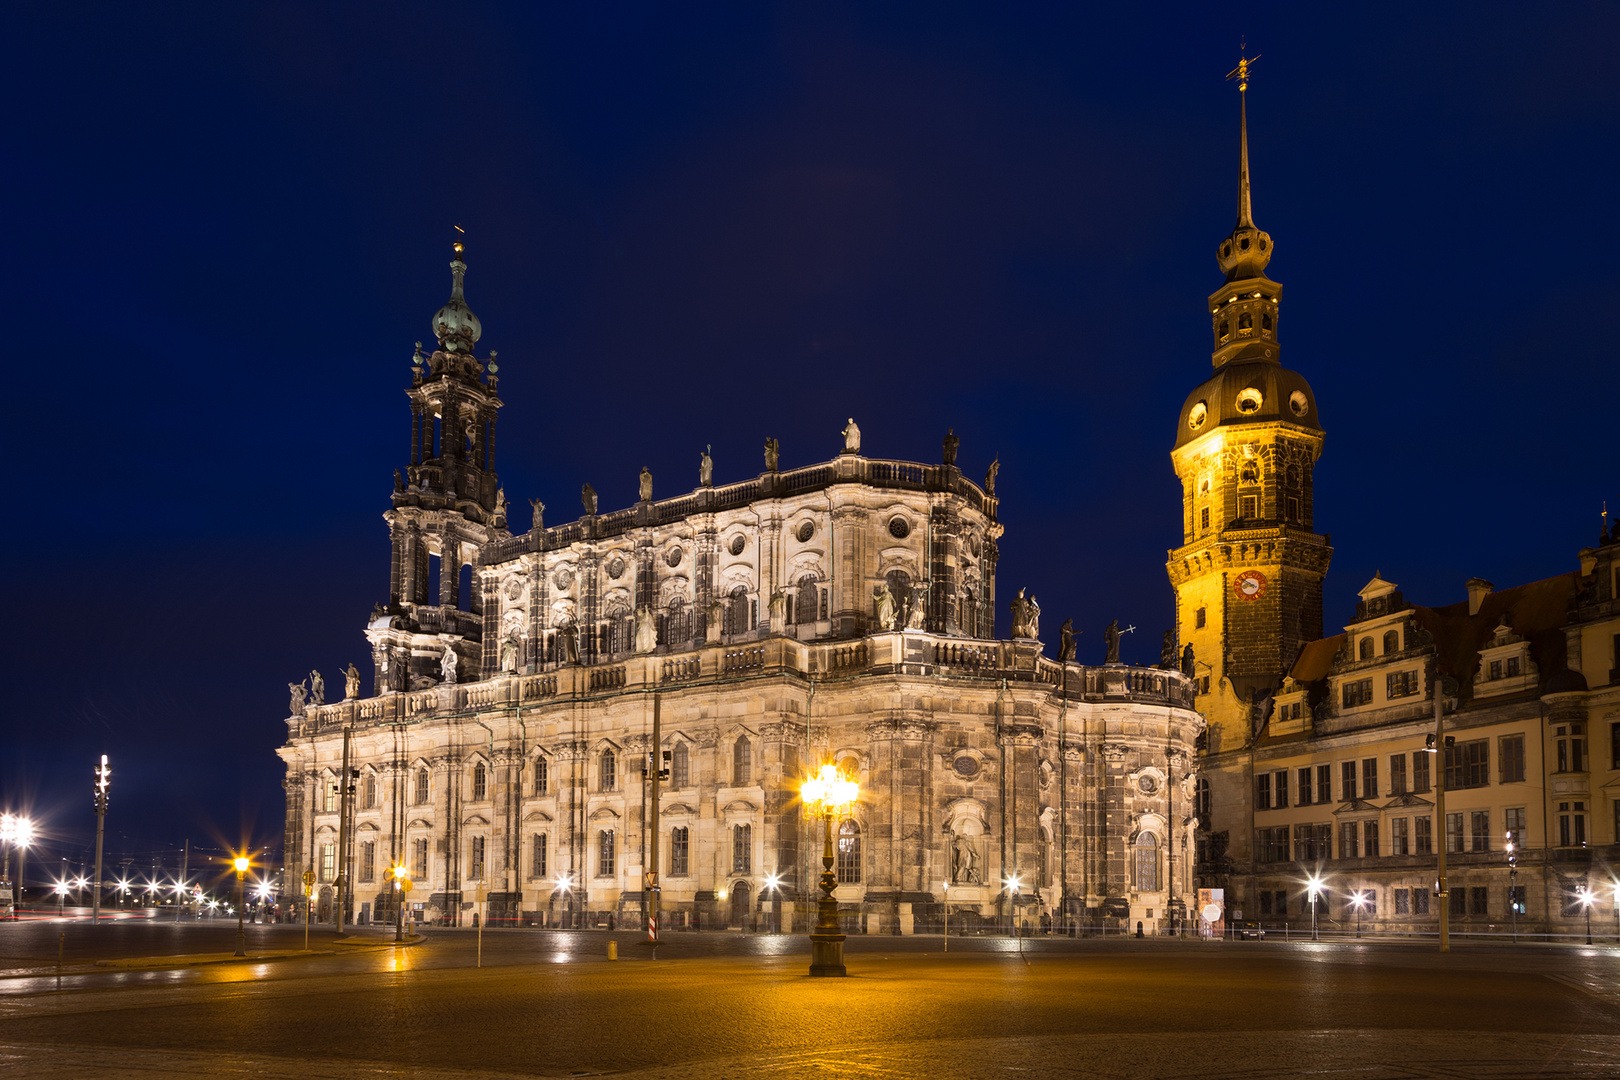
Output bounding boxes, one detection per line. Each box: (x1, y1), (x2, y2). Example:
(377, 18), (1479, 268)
(1289, 390), (1309, 417)
(1188, 401), (1208, 430)
(1235, 388), (1264, 414)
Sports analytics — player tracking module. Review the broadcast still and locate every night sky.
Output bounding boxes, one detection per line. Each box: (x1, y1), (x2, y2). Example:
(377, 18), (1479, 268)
(5, 4), (1615, 874)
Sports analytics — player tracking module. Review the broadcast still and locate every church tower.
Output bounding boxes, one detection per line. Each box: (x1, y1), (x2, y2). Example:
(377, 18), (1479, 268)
(1166, 58), (1332, 754)
(370, 242), (507, 693)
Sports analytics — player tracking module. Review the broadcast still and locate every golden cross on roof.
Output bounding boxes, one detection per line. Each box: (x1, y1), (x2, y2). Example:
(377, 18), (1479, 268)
(1226, 43), (1259, 92)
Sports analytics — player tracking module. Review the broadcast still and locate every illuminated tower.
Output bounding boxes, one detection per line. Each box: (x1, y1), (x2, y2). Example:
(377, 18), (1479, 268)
(1166, 57), (1332, 754)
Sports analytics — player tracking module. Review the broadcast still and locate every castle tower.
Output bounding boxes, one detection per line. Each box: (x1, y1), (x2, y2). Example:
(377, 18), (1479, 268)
(1166, 58), (1332, 754)
(371, 242), (506, 693)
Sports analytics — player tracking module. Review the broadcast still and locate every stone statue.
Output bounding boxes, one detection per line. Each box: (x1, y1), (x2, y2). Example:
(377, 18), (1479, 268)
(952, 832), (981, 884)
(499, 635), (519, 672)
(441, 645), (458, 685)
(308, 669), (325, 707)
(1009, 588), (1039, 639)
(581, 483), (597, 515)
(768, 589), (787, 632)
(393, 468), (405, 493)
(343, 663), (361, 701)
(560, 623), (580, 664)
(873, 584), (896, 631)
(634, 607), (658, 653)
(494, 488), (507, 519)
(699, 446), (713, 487)
(905, 587), (926, 630)
(1104, 619), (1121, 664)
(705, 597), (727, 644)
(1160, 630), (1177, 670)
(763, 437), (780, 472)
(984, 457), (999, 494)
(1058, 618), (1075, 662)
(529, 498), (545, 533)
(390, 648), (407, 692)
(287, 680), (308, 717)
(1180, 643), (1196, 679)
(841, 418), (861, 454)
(638, 467), (653, 502)
(942, 428), (959, 466)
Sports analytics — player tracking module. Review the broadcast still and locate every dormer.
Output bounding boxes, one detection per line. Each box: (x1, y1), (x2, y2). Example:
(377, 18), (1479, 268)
(1474, 613), (1538, 698)
(1270, 676), (1311, 736)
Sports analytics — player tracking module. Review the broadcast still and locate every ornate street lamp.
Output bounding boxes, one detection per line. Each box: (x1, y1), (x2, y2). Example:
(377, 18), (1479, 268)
(800, 763), (859, 977)
(1306, 876), (1323, 941)
(232, 856), (250, 957)
(391, 863), (408, 942)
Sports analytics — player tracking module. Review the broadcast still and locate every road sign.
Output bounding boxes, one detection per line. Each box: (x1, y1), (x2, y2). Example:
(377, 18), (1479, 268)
(400, 879), (413, 894)
(303, 870), (315, 887)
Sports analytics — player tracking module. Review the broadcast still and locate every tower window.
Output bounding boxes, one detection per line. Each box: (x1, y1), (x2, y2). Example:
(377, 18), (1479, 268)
(1237, 312), (1253, 334)
(1359, 638), (1373, 661)
(1195, 607), (1206, 629)
(1218, 320), (1230, 341)
(1286, 497), (1300, 523)
(1200, 507), (1210, 531)
(1239, 496), (1256, 520)
(1261, 313), (1273, 333)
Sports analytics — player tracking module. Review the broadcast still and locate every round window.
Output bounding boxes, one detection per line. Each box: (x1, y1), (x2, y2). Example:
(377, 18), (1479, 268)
(729, 535), (746, 556)
(1289, 389), (1310, 417)
(605, 557), (625, 580)
(1235, 387), (1264, 414)
(889, 517), (911, 539)
(796, 521), (815, 543)
(666, 547), (683, 568)
(1138, 774), (1158, 794)
(1188, 401), (1208, 430)
(952, 756), (980, 780)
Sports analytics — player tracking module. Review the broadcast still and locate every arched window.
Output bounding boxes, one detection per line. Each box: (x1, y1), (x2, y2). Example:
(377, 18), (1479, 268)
(1382, 629), (1399, 655)
(733, 736), (752, 786)
(884, 570), (911, 626)
(797, 575), (820, 625)
(1218, 320), (1230, 340)
(472, 763), (487, 801)
(836, 819), (862, 884)
(961, 589), (977, 638)
(598, 830), (615, 877)
(600, 750), (616, 792)
(670, 826), (690, 876)
(1359, 638), (1373, 661)
(533, 756), (548, 796)
(362, 773), (377, 809)
(732, 823), (752, 873)
(727, 586), (750, 635)
(1135, 833), (1160, 892)
(1237, 312), (1253, 333)
(414, 768), (429, 806)
(671, 743), (689, 789)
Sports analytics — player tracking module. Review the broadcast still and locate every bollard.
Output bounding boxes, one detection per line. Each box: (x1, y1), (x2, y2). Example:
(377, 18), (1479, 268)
(606, 939), (618, 961)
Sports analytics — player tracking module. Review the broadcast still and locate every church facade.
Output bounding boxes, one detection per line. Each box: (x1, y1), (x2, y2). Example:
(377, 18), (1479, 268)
(277, 242), (1205, 934)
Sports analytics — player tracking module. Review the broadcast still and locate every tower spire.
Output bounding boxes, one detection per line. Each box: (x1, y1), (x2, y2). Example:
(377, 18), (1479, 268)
(1226, 49), (1259, 230)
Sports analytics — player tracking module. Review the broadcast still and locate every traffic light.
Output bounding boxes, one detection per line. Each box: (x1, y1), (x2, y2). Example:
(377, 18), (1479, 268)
(93, 754), (111, 813)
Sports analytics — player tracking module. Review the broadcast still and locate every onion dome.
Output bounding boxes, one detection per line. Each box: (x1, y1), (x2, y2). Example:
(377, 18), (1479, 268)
(432, 242), (482, 353)
(1174, 359), (1321, 450)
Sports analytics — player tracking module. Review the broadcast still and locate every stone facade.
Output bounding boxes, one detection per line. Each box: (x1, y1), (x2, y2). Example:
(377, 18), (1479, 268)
(278, 246), (1204, 934)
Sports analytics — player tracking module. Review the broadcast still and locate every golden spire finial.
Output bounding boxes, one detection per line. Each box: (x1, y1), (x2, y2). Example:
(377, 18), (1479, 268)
(1225, 41), (1259, 92)
(1225, 43), (1260, 230)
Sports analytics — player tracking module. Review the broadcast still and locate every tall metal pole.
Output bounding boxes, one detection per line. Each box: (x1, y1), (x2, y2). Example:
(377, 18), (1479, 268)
(336, 727), (352, 932)
(1434, 679), (1449, 953)
(647, 692), (661, 947)
(234, 867), (246, 957)
(92, 755), (109, 924)
(176, 840), (188, 923)
(808, 807), (846, 976)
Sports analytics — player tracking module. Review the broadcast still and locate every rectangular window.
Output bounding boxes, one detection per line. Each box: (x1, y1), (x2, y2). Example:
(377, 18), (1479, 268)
(1362, 758), (1379, 799)
(1509, 885), (1526, 915)
(1342, 678), (1374, 708)
(413, 837), (428, 878)
(1449, 888), (1466, 916)
(1389, 754), (1407, 795)
(1297, 767), (1313, 805)
(470, 836), (486, 880)
(598, 830), (615, 877)
(1260, 890), (1274, 915)
(1286, 496), (1300, 522)
(1363, 819), (1379, 858)
(1273, 890), (1287, 916)
(532, 834), (547, 879)
(1444, 739), (1489, 789)
(1200, 507), (1210, 531)
(1239, 495), (1256, 519)
(415, 769), (429, 805)
(1413, 888), (1429, 915)
(1386, 670), (1419, 699)
(1395, 888), (1410, 915)
(1256, 826), (1289, 863)
(1412, 751), (1430, 794)
(1391, 817), (1409, 855)
(322, 781), (337, 814)
(1415, 815), (1433, 855)
(1317, 764), (1332, 804)
(319, 842), (336, 883)
(1341, 761), (1358, 801)
(1612, 721), (1620, 769)
(1195, 606), (1207, 629)
(1274, 770), (1289, 808)
(1293, 824), (1331, 862)
(1469, 887), (1488, 916)
(360, 842), (375, 882)
(1499, 735), (1525, 784)
(1340, 821), (1359, 859)
(1505, 656), (1520, 677)
(1504, 807), (1526, 846)
(1470, 810), (1490, 852)
(1445, 812), (1463, 854)
(670, 826), (690, 877)
(534, 758), (548, 796)
(1488, 659), (1502, 681)
(1256, 773), (1271, 810)
(732, 823), (752, 874)
(671, 745), (690, 789)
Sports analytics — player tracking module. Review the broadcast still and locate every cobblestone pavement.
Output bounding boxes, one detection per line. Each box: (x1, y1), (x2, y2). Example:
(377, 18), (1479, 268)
(1, 921), (1617, 1078)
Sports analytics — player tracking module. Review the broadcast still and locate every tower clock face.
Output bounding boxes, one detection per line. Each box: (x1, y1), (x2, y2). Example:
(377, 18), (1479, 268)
(1234, 570), (1268, 601)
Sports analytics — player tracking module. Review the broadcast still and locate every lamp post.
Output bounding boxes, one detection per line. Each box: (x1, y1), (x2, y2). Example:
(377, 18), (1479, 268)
(1577, 887), (1593, 946)
(1306, 876), (1322, 941)
(800, 762), (859, 977)
(233, 857), (250, 957)
(1351, 889), (1366, 939)
(391, 864), (407, 942)
(1007, 874), (1023, 954)
(1612, 883), (1619, 944)
(1505, 833), (1519, 944)
(763, 873), (782, 934)
(942, 881), (949, 952)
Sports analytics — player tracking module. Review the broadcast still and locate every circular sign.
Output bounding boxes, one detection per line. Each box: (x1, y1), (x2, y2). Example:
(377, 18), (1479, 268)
(1202, 903), (1222, 923)
(303, 871), (315, 887)
(1234, 570), (1268, 601)
(399, 879), (413, 894)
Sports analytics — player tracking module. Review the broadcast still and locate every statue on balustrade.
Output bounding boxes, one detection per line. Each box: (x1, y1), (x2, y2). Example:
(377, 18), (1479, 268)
(1180, 642), (1196, 679)
(905, 586), (927, 630)
(287, 680), (308, 717)
(1159, 630), (1177, 670)
(763, 437), (780, 472)
(1104, 619), (1121, 664)
(699, 446), (713, 487)
(639, 467), (653, 502)
(581, 483), (598, 515)
(841, 418), (861, 454)
(1009, 588), (1040, 639)
(942, 428), (958, 466)
(441, 645), (458, 685)
(560, 623), (580, 665)
(873, 585), (896, 632)
(308, 669), (325, 706)
(343, 663), (361, 701)
(984, 457), (999, 494)
(499, 635), (520, 672)
(529, 498), (545, 533)
(1058, 618), (1075, 662)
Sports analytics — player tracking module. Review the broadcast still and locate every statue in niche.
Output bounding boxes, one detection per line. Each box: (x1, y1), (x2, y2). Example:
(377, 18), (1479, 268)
(905, 586), (926, 630)
(768, 589), (787, 631)
(942, 428), (959, 466)
(763, 437), (780, 472)
(841, 418), (861, 454)
(529, 498), (545, 533)
(1058, 619), (1076, 662)
(1180, 643), (1196, 679)
(581, 483), (597, 515)
(1009, 589), (1039, 639)
(308, 669), (325, 707)
(984, 457), (999, 494)
(873, 585), (896, 632)
(638, 467), (653, 502)
(634, 607), (658, 654)
(287, 680), (308, 717)
(390, 648), (407, 692)
(699, 446), (713, 487)
(1160, 630), (1177, 669)
(343, 663), (361, 701)
(560, 623), (580, 665)
(499, 635), (520, 673)
(441, 646), (458, 685)
(951, 830), (982, 885)
(1104, 619), (1121, 664)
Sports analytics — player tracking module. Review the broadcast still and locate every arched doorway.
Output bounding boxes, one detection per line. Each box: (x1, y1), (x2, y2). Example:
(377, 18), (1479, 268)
(729, 881), (751, 928)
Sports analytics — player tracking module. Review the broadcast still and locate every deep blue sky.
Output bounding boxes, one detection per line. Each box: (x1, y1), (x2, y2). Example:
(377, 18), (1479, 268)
(4, 3), (1615, 871)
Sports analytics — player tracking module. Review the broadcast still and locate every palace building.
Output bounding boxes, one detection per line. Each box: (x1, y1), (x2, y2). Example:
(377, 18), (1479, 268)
(1171, 62), (1620, 935)
(277, 243), (1205, 934)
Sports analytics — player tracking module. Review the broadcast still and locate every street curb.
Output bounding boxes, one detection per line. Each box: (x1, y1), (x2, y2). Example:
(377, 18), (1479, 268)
(94, 949), (340, 969)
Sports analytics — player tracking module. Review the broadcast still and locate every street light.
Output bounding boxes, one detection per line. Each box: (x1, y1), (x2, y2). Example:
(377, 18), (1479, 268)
(800, 762), (859, 977)
(1007, 874), (1024, 953)
(1612, 882), (1619, 944)
(1505, 833), (1519, 944)
(1576, 886), (1594, 946)
(763, 873), (782, 934)
(1306, 876), (1323, 941)
(390, 863), (408, 942)
(232, 856), (250, 957)
(1350, 889), (1367, 939)
(1, 816), (33, 919)
(942, 880), (950, 952)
